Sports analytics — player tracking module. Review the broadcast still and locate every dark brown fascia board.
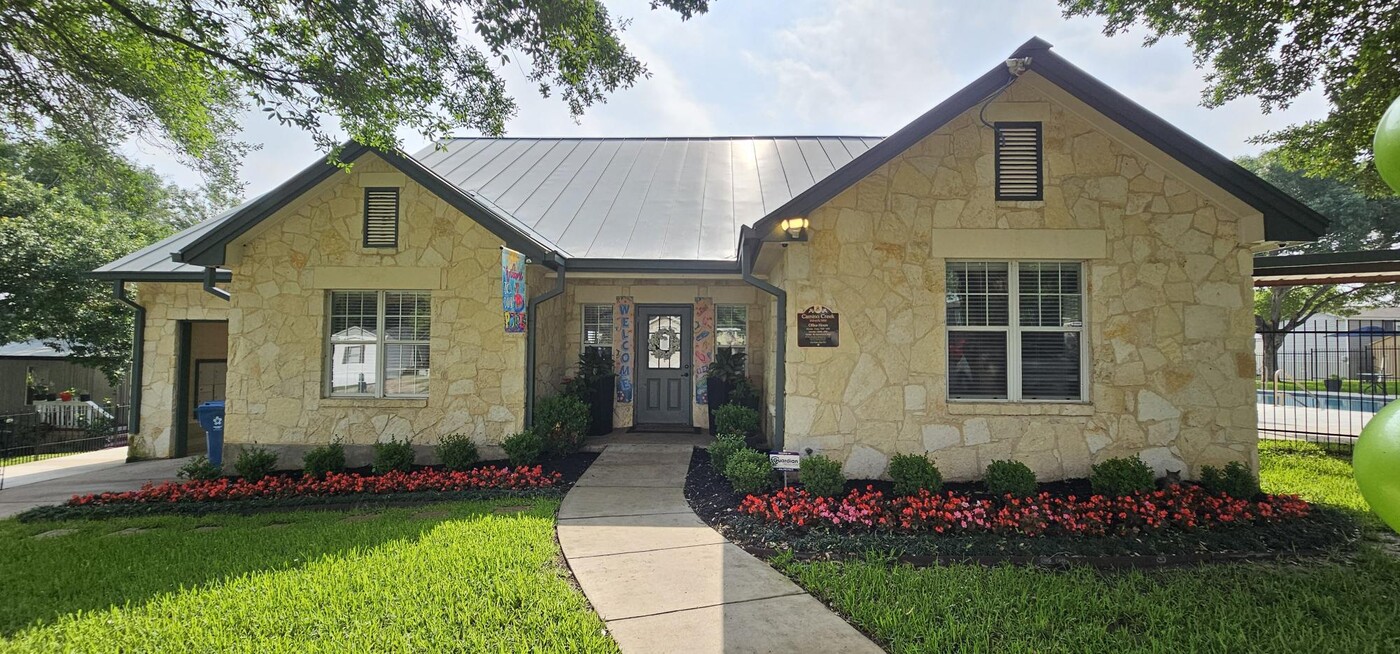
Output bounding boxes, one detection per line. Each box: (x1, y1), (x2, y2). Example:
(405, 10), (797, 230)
(1252, 249), (1400, 277)
(744, 36), (1327, 251)
(174, 142), (559, 268)
(88, 270), (232, 282)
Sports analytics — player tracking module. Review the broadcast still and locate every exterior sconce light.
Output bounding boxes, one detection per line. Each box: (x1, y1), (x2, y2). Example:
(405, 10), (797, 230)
(781, 217), (809, 240)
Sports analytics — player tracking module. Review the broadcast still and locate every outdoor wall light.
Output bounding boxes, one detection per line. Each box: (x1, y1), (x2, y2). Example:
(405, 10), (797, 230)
(781, 217), (809, 240)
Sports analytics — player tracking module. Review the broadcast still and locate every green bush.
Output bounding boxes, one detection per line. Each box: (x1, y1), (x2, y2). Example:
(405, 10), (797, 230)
(799, 455), (845, 497)
(372, 438), (415, 474)
(888, 453), (943, 496)
(708, 433), (746, 472)
(233, 446), (279, 481)
(714, 403), (760, 437)
(984, 459), (1037, 497)
(302, 441), (346, 478)
(436, 433), (480, 471)
(534, 394), (590, 456)
(177, 455), (222, 481)
(723, 448), (774, 495)
(1090, 456), (1155, 496)
(1200, 461), (1260, 499)
(502, 430), (544, 466)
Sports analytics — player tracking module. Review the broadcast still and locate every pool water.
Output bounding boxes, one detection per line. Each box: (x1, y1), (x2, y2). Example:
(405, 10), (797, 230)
(1256, 390), (1391, 412)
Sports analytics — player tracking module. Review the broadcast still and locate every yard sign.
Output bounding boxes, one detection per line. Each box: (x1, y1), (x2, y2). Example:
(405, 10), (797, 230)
(501, 248), (527, 333)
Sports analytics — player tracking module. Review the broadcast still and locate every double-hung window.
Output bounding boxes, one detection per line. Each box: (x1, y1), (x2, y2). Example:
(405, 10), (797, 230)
(582, 304), (613, 358)
(946, 261), (1084, 401)
(327, 290), (431, 397)
(716, 305), (748, 360)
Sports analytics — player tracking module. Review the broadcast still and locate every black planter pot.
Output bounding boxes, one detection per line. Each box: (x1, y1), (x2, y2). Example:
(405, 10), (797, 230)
(707, 377), (733, 435)
(1324, 378), (1343, 392)
(79, 393), (92, 402)
(587, 375), (615, 436)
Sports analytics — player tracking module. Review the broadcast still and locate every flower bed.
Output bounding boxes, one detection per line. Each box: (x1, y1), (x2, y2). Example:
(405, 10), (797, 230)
(69, 466), (562, 507)
(738, 485), (1311, 538)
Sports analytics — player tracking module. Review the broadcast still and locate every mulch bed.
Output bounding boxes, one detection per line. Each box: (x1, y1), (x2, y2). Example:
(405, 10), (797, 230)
(684, 447), (1358, 568)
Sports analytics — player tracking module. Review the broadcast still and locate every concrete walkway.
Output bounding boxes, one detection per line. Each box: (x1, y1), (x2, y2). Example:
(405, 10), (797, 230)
(557, 443), (883, 654)
(0, 454), (190, 518)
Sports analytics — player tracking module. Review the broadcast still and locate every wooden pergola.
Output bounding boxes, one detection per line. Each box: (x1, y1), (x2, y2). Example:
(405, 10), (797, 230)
(1254, 250), (1400, 286)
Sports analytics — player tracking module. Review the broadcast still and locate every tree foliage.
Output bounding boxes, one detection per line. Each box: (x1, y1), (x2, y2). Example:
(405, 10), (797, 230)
(1060, 0), (1400, 193)
(1, 0), (712, 181)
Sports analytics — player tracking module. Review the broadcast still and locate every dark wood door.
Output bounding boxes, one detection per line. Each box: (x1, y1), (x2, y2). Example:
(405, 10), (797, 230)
(634, 305), (692, 425)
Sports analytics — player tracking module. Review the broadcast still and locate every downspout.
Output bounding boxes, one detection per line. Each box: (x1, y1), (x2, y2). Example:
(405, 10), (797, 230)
(202, 266), (230, 301)
(113, 280), (144, 436)
(740, 238), (786, 449)
(525, 253), (566, 428)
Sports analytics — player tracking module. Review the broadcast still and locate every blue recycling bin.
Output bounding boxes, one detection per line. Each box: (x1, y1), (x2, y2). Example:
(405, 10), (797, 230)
(194, 400), (225, 467)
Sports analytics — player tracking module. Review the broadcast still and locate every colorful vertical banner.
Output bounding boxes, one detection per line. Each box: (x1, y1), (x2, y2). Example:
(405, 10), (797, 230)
(501, 248), (527, 333)
(614, 296), (634, 403)
(694, 297), (714, 405)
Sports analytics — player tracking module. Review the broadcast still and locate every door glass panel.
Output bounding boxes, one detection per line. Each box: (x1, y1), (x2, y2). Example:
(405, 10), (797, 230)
(647, 315), (682, 369)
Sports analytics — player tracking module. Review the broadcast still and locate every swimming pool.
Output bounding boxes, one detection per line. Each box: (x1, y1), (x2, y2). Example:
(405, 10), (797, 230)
(1256, 390), (1392, 412)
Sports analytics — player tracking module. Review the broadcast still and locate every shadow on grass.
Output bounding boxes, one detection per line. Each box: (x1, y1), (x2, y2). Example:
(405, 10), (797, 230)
(0, 500), (532, 636)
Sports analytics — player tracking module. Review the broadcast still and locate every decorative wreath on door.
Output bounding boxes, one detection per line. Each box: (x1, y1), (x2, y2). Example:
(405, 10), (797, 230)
(648, 326), (681, 361)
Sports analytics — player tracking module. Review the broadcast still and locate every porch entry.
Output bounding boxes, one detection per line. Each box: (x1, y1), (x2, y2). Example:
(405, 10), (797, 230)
(634, 305), (693, 426)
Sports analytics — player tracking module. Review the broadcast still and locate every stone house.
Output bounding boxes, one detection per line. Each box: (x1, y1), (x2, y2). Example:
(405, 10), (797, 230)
(93, 38), (1325, 480)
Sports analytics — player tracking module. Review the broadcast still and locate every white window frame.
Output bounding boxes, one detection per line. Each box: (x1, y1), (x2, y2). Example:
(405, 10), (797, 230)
(581, 304), (614, 355)
(716, 304), (749, 361)
(946, 260), (1088, 403)
(325, 290), (431, 399)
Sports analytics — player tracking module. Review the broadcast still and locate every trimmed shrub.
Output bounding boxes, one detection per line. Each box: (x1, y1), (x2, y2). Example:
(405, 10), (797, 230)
(502, 430), (545, 466)
(1200, 461), (1260, 499)
(534, 394), (590, 456)
(436, 433), (480, 471)
(177, 455), (222, 481)
(888, 453), (943, 496)
(714, 403), (760, 438)
(1090, 456), (1156, 496)
(233, 446), (279, 481)
(302, 441), (346, 478)
(984, 459), (1037, 497)
(372, 438), (415, 474)
(724, 448), (774, 494)
(708, 433), (746, 472)
(798, 455), (845, 497)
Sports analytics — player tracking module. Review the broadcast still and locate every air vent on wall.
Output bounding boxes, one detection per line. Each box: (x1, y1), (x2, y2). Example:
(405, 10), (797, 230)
(994, 122), (1043, 201)
(363, 187), (400, 248)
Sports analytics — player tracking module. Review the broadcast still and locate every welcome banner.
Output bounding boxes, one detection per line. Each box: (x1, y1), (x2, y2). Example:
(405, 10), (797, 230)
(501, 248), (527, 333)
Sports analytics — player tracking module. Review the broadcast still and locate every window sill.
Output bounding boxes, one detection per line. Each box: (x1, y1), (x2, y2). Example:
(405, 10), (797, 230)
(320, 397), (428, 408)
(995, 200), (1046, 209)
(358, 247), (400, 256)
(946, 401), (1093, 416)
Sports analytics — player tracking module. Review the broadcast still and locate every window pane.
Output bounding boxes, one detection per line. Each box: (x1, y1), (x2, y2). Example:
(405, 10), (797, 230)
(1022, 332), (1081, 400)
(385, 343), (430, 396)
(583, 305), (613, 347)
(647, 315), (682, 369)
(716, 305), (747, 349)
(947, 262), (1009, 326)
(384, 292), (431, 341)
(329, 291), (378, 341)
(948, 331), (1007, 399)
(1018, 262), (1082, 327)
(329, 343), (379, 395)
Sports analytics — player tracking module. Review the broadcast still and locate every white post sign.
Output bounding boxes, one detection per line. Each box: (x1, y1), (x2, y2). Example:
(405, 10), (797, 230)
(768, 451), (800, 471)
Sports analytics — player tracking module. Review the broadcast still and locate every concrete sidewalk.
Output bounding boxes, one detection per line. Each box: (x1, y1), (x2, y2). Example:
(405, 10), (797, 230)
(557, 443), (883, 654)
(0, 454), (190, 518)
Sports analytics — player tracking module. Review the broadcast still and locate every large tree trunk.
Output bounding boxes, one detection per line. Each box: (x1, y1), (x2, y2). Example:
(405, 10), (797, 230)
(1261, 331), (1283, 381)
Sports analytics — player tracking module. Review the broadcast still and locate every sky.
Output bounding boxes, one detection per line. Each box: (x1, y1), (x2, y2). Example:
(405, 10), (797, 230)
(127, 0), (1329, 202)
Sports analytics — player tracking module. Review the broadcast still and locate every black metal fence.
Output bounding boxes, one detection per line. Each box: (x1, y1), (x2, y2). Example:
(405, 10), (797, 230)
(1257, 319), (1400, 451)
(0, 404), (130, 488)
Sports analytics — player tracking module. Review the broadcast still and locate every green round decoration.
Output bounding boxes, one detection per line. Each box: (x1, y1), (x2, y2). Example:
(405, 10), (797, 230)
(1375, 94), (1400, 194)
(1354, 398), (1400, 534)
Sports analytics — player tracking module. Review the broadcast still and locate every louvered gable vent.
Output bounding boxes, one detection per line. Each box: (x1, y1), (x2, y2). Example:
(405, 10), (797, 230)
(363, 187), (400, 248)
(994, 122), (1043, 201)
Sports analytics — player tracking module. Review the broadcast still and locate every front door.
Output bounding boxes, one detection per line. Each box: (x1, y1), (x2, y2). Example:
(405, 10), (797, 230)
(634, 305), (693, 426)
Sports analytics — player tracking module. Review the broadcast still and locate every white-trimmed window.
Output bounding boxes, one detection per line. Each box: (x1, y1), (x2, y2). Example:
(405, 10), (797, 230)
(716, 305), (748, 359)
(582, 304), (613, 358)
(327, 290), (431, 397)
(946, 261), (1084, 401)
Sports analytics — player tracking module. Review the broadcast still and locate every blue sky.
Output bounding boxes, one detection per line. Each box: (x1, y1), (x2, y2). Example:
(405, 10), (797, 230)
(129, 0), (1327, 200)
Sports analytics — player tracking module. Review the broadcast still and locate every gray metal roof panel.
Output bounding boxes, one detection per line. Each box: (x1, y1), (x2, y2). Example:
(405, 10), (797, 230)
(92, 203), (244, 279)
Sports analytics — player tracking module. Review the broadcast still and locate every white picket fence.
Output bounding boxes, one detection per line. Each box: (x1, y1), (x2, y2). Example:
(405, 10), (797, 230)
(32, 400), (114, 429)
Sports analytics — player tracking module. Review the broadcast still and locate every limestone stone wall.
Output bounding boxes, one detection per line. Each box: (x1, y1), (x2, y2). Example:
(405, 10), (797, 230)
(776, 78), (1258, 482)
(132, 282), (232, 458)
(222, 154), (528, 459)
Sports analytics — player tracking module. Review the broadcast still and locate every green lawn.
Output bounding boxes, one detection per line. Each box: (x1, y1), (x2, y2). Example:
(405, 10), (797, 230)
(778, 441), (1400, 654)
(0, 499), (618, 652)
(0, 451), (75, 467)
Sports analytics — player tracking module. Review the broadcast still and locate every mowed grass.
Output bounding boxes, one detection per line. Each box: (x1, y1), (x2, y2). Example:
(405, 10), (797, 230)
(779, 441), (1400, 654)
(0, 452), (74, 467)
(0, 499), (617, 653)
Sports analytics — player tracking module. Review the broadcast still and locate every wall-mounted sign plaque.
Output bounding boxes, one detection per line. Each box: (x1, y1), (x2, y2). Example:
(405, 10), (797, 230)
(797, 305), (839, 348)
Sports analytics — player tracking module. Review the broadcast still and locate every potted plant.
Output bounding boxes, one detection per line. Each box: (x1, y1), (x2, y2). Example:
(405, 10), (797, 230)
(570, 349), (615, 436)
(1324, 374), (1343, 393)
(706, 349), (747, 434)
(78, 389), (92, 402)
(58, 387), (75, 402)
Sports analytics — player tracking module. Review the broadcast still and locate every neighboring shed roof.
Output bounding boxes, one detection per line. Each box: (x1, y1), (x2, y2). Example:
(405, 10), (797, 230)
(0, 340), (71, 359)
